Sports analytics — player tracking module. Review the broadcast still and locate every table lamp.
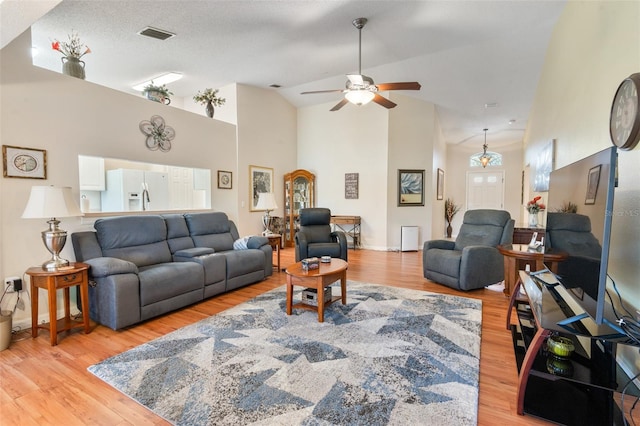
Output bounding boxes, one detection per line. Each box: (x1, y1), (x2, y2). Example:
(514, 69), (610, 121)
(22, 186), (83, 270)
(255, 192), (278, 236)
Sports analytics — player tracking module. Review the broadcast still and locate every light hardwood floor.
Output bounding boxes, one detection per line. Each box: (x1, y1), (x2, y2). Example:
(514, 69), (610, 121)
(0, 248), (626, 425)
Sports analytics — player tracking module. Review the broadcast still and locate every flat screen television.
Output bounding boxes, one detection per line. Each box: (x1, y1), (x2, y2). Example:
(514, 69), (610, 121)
(544, 146), (617, 327)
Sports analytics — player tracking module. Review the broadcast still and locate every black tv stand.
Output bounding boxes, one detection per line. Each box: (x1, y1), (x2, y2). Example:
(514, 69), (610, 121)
(508, 271), (639, 425)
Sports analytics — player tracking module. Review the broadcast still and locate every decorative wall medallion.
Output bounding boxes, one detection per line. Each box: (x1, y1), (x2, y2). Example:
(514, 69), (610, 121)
(139, 115), (175, 152)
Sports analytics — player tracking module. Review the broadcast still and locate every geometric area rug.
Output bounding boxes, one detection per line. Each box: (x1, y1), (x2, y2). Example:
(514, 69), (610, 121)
(88, 281), (482, 425)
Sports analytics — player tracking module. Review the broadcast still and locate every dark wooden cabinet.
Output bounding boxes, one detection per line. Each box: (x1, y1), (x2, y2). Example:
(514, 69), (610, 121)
(513, 226), (545, 245)
(283, 169), (315, 247)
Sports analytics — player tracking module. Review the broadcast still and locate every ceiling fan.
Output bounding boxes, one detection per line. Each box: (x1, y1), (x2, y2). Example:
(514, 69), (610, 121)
(301, 17), (421, 111)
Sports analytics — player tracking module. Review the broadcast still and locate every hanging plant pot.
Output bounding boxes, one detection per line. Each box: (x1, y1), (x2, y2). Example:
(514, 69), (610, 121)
(144, 90), (170, 105)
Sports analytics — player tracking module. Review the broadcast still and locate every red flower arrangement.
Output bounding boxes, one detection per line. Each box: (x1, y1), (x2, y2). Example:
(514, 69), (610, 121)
(51, 31), (91, 59)
(526, 196), (546, 214)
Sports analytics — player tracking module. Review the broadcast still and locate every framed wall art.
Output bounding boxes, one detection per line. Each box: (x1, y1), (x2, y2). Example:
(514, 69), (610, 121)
(436, 168), (444, 200)
(249, 165), (273, 211)
(585, 164), (601, 205)
(217, 170), (232, 189)
(2, 145), (47, 179)
(345, 173), (359, 199)
(398, 169), (425, 206)
(533, 139), (555, 191)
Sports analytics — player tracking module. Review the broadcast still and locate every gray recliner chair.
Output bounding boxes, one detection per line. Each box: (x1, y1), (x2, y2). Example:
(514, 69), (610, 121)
(546, 212), (602, 300)
(295, 208), (348, 262)
(423, 209), (514, 291)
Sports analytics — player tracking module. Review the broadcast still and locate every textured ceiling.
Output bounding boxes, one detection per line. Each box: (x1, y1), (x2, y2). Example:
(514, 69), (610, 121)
(15, 0), (566, 148)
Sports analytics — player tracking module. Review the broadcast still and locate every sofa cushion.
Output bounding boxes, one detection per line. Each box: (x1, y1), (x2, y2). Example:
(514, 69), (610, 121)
(185, 212), (235, 251)
(138, 262), (204, 306)
(95, 216), (172, 267)
(454, 210), (511, 251)
(174, 247), (215, 258)
(308, 243), (342, 259)
(163, 213), (196, 254)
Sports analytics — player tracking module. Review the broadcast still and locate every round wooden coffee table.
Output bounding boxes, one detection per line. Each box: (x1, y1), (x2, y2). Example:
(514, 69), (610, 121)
(285, 258), (348, 322)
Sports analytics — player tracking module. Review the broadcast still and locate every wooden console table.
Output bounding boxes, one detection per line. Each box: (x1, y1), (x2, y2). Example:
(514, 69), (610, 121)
(509, 270), (639, 424)
(331, 215), (361, 249)
(513, 226), (545, 245)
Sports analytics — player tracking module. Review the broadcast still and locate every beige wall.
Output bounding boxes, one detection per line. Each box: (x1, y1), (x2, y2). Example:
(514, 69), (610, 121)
(445, 143), (525, 236)
(0, 30), (297, 327)
(297, 93), (443, 250)
(387, 94), (437, 249)
(297, 98), (390, 249)
(524, 0), (640, 377)
(236, 83), (298, 236)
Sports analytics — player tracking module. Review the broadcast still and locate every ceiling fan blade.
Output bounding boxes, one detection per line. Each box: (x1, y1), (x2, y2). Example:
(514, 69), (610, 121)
(330, 98), (349, 111)
(372, 94), (397, 109)
(375, 82), (422, 91)
(301, 89), (345, 95)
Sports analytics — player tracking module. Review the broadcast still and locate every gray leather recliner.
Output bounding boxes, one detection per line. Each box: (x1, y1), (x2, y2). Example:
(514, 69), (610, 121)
(423, 209), (514, 291)
(545, 212), (602, 300)
(295, 208), (348, 262)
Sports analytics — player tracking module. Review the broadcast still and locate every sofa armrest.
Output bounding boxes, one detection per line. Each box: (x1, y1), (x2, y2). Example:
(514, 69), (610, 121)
(85, 257), (138, 278)
(246, 235), (268, 249)
(424, 239), (455, 251)
(331, 231), (348, 261)
(294, 231), (309, 262)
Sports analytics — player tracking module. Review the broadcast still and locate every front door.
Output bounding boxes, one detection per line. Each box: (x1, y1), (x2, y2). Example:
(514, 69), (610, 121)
(466, 170), (505, 210)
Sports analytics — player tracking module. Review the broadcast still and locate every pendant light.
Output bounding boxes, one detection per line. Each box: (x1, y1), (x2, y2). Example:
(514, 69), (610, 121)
(480, 128), (490, 168)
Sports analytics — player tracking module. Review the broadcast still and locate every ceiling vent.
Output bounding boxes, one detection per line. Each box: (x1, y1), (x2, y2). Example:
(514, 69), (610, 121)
(138, 27), (175, 41)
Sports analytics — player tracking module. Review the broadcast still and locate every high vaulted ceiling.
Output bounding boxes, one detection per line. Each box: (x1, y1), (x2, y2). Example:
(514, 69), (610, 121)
(3, 0), (567, 149)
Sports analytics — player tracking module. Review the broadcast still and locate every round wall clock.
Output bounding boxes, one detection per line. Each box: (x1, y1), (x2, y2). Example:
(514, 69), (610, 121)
(610, 73), (640, 150)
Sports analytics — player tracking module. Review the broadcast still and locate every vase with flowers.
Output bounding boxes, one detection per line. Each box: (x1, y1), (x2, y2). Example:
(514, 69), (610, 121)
(444, 198), (461, 238)
(526, 195), (546, 227)
(193, 88), (226, 118)
(51, 31), (91, 79)
(143, 82), (173, 105)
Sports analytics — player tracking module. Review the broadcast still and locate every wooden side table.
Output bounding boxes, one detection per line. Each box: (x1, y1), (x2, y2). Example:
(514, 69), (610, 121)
(266, 234), (282, 271)
(285, 259), (348, 322)
(498, 244), (568, 297)
(498, 244), (567, 330)
(26, 262), (91, 346)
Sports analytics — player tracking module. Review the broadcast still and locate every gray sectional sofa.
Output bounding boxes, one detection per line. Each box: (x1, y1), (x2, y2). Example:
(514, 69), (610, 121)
(71, 212), (272, 330)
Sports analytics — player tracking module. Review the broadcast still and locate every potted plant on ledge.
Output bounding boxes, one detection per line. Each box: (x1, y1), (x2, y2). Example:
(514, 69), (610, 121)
(143, 82), (172, 105)
(193, 88), (226, 118)
(444, 198), (461, 238)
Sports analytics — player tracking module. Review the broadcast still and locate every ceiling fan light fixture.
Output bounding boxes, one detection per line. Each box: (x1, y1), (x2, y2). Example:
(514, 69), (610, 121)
(345, 90), (375, 105)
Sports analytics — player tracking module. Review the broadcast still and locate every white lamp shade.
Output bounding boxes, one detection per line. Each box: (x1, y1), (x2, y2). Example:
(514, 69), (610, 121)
(22, 186), (83, 219)
(345, 90), (375, 105)
(255, 192), (278, 211)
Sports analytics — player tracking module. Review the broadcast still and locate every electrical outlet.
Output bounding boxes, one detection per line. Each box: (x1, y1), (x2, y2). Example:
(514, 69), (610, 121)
(4, 276), (20, 293)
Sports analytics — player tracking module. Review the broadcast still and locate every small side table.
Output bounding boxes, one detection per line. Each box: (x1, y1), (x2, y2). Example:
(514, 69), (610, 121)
(497, 244), (568, 297)
(266, 234), (282, 271)
(26, 262), (91, 346)
(498, 244), (567, 330)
